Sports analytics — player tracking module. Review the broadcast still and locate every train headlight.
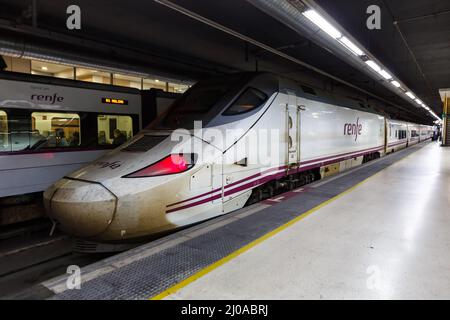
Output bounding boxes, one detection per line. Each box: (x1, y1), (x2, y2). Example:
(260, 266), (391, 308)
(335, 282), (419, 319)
(123, 154), (196, 178)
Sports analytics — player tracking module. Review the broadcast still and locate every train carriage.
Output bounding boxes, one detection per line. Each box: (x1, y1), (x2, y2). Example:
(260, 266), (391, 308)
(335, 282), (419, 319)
(419, 124), (434, 142)
(408, 123), (421, 146)
(0, 72), (178, 198)
(386, 120), (409, 153)
(42, 72), (435, 245)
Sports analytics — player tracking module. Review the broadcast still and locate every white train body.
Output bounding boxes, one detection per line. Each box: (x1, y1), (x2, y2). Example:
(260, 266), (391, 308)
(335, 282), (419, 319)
(0, 80), (141, 197)
(387, 120), (409, 153)
(43, 73), (435, 242)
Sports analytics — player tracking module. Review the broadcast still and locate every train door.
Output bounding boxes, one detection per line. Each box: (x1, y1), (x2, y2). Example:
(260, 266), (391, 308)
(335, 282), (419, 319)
(384, 118), (388, 153)
(286, 94), (300, 169)
(212, 160), (223, 210)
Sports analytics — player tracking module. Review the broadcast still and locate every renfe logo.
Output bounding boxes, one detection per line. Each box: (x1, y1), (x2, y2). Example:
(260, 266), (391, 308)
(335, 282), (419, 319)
(31, 93), (64, 104)
(93, 161), (122, 170)
(344, 117), (363, 141)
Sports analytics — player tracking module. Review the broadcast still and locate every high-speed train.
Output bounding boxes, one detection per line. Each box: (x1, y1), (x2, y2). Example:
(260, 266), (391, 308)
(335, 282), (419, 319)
(43, 72), (434, 245)
(0, 71), (178, 198)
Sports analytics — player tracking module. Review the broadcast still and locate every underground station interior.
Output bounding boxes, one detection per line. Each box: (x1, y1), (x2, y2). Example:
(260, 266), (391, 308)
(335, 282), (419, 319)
(0, 0), (449, 308)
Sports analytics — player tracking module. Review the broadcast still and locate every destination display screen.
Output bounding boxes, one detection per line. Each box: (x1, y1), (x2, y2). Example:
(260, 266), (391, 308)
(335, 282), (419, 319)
(102, 97), (128, 105)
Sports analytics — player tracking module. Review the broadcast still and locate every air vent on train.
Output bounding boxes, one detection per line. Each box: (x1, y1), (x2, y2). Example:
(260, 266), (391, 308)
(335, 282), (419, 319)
(122, 135), (167, 152)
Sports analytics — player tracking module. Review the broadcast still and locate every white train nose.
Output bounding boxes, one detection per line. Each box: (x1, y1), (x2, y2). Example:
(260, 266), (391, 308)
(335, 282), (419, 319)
(44, 179), (117, 238)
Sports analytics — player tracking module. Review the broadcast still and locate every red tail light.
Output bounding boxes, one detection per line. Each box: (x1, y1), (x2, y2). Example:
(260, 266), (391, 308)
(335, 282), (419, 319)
(123, 154), (196, 178)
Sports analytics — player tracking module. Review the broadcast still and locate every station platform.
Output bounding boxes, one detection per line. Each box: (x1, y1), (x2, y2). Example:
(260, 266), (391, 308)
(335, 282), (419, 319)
(17, 141), (449, 300)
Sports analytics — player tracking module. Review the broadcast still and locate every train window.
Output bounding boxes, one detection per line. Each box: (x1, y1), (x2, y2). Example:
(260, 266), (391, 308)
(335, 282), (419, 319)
(31, 112), (81, 148)
(222, 88), (268, 116)
(154, 84), (230, 129)
(0, 110), (8, 151)
(149, 73), (250, 130)
(97, 114), (133, 146)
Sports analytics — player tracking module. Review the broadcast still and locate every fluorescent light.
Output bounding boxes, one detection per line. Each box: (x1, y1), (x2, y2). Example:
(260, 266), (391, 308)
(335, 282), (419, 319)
(365, 60), (381, 73)
(303, 10), (342, 39)
(339, 37), (364, 56)
(415, 99), (422, 104)
(379, 69), (392, 80)
(405, 91), (415, 99)
(390, 80), (401, 88)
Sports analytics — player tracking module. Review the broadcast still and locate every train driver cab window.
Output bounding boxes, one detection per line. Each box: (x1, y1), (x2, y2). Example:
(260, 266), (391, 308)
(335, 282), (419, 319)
(222, 88), (268, 116)
(0, 110), (8, 151)
(97, 115), (133, 146)
(31, 112), (81, 149)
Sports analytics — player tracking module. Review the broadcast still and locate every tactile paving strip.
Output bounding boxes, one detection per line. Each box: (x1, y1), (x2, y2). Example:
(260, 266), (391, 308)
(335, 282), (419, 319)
(51, 144), (426, 300)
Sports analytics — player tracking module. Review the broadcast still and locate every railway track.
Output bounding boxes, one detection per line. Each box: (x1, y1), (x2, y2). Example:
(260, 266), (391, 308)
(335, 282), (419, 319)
(0, 221), (111, 299)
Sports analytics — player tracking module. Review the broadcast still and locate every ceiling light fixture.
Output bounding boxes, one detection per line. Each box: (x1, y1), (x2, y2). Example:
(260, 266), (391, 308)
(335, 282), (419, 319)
(339, 36), (364, 56)
(390, 80), (401, 88)
(365, 60), (381, 73)
(405, 91), (415, 99)
(302, 10), (342, 39)
(379, 70), (392, 80)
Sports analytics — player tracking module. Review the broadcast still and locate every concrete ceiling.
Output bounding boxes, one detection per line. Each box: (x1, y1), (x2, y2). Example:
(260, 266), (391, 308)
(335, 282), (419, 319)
(0, 0), (447, 124)
(315, 0), (450, 119)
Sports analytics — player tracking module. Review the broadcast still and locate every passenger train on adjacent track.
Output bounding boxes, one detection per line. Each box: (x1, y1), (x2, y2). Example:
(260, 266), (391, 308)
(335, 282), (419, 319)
(43, 72), (435, 245)
(0, 72), (178, 198)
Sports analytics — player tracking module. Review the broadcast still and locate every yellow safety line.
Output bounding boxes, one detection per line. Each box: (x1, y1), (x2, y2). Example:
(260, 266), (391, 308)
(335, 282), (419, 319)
(149, 145), (424, 300)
